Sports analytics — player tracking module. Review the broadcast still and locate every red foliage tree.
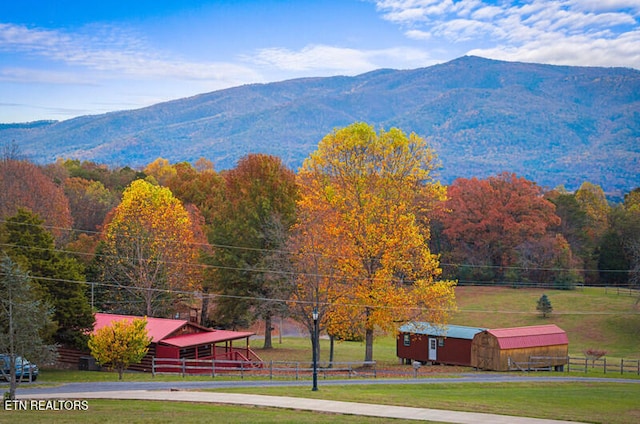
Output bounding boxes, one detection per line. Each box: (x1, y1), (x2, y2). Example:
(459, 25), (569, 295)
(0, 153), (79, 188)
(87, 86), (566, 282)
(442, 173), (561, 281)
(0, 159), (72, 242)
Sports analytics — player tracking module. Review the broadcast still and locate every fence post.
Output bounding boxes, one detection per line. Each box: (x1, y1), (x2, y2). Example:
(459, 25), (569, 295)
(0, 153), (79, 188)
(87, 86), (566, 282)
(584, 357), (588, 373)
(270, 360), (273, 380)
(181, 358), (186, 377)
(211, 359), (216, 378)
(241, 360), (244, 379)
(604, 357), (607, 374)
(152, 357), (156, 377)
(295, 362), (299, 380)
(621, 359), (624, 375)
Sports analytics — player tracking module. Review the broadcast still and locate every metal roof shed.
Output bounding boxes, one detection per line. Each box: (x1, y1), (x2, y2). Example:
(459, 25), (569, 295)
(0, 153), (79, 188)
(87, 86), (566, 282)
(397, 323), (485, 366)
(470, 324), (569, 371)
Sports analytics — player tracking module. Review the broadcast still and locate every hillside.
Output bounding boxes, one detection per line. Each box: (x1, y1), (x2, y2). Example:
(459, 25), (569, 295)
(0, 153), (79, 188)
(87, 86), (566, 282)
(2, 56), (639, 195)
(452, 286), (640, 358)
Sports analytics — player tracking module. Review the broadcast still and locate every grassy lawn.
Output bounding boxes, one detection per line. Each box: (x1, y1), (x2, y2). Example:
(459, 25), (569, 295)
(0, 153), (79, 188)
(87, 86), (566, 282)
(0, 399), (424, 424)
(211, 381), (640, 424)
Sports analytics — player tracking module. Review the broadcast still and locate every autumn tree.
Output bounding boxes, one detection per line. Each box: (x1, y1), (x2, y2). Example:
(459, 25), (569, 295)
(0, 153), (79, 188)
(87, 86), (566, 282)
(296, 123), (456, 362)
(144, 157), (177, 186)
(88, 317), (151, 380)
(208, 154), (298, 348)
(98, 179), (200, 317)
(575, 182), (610, 284)
(64, 177), (118, 233)
(441, 173), (562, 284)
(0, 159), (72, 242)
(1, 209), (94, 347)
(160, 160), (224, 324)
(164, 160), (224, 225)
(606, 188), (640, 293)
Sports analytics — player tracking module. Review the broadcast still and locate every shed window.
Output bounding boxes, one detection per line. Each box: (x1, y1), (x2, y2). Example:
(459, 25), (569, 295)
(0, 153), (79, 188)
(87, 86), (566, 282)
(438, 338), (445, 347)
(403, 334), (411, 346)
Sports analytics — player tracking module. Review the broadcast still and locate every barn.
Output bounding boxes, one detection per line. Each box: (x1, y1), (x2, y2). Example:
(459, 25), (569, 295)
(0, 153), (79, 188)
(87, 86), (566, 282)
(62, 313), (261, 373)
(470, 324), (569, 371)
(397, 322), (486, 366)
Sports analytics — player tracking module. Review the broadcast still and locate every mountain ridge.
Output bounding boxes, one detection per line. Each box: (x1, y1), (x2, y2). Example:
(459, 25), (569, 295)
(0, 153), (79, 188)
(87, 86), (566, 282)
(2, 56), (639, 196)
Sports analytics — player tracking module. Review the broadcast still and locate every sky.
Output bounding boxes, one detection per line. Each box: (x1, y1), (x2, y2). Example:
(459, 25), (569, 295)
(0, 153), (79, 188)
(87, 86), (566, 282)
(1, 0), (639, 123)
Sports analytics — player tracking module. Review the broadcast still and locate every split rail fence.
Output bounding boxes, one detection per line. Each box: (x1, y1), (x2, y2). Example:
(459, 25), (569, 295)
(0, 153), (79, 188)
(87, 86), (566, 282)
(151, 358), (377, 379)
(509, 355), (640, 375)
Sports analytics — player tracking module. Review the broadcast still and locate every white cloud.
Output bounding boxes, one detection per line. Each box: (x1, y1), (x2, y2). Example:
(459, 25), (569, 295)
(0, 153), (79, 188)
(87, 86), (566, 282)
(249, 44), (434, 74)
(0, 23), (260, 84)
(373, 0), (640, 69)
(468, 29), (640, 68)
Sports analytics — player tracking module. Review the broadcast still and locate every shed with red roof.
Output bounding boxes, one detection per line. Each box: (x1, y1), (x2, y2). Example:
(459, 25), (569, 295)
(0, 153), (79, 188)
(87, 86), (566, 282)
(470, 324), (569, 371)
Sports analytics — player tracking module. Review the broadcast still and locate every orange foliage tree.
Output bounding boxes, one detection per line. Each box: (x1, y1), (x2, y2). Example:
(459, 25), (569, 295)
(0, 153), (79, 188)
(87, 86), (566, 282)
(295, 122), (456, 362)
(98, 179), (201, 316)
(441, 173), (563, 284)
(0, 159), (72, 242)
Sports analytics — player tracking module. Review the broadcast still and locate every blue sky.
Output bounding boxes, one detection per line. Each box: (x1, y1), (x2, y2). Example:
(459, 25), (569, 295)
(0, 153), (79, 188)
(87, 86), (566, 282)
(1, 0), (639, 123)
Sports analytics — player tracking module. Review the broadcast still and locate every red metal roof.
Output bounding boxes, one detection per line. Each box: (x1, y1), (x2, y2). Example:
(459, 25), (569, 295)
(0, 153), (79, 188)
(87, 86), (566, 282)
(488, 324), (568, 349)
(93, 313), (256, 348)
(159, 330), (255, 348)
(94, 313), (190, 342)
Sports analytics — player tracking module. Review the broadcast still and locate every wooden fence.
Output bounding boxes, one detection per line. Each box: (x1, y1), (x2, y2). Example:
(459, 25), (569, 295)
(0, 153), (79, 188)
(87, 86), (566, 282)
(509, 355), (640, 375)
(151, 357), (377, 379)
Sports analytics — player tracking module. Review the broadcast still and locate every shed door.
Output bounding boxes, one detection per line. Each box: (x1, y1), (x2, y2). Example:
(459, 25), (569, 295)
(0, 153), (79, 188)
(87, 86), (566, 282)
(428, 337), (437, 361)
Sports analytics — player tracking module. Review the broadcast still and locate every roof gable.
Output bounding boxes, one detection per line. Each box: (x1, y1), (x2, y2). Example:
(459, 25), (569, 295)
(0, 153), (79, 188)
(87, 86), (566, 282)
(93, 313), (195, 342)
(487, 324), (568, 349)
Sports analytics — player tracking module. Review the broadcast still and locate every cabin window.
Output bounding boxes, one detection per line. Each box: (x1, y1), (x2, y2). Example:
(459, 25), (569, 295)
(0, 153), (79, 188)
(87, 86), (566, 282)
(403, 334), (411, 346)
(438, 338), (445, 347)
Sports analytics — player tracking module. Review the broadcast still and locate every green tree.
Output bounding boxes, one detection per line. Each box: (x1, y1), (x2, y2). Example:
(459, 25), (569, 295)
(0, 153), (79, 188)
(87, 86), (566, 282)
(0, 255), (57, 399)
(536, 293), (553, 318)
(87, 317), (151, 380)
(208, 154), (298, 348)
(1, 209), (94, 347)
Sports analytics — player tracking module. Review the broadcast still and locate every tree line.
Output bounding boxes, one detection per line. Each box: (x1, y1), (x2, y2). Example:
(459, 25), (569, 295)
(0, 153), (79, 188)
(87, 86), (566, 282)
(1, 123), (638, 364)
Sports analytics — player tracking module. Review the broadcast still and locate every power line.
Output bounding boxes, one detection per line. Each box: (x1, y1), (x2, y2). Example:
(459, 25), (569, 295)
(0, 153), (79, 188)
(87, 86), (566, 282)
(0, 218), (636, 276)
(1, 272), (637, 316)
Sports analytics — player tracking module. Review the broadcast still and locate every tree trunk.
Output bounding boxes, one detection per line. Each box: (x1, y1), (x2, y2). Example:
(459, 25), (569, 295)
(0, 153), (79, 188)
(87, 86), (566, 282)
(328, 335), (335, 368)
(364, 328), (374, 363)
(200, 291), (210, 327)
(263, 313), (273, 349)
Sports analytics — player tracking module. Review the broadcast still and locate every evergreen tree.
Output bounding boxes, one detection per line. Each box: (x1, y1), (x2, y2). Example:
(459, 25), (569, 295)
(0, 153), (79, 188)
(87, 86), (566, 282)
(1, 209), (94, 347)
(536, 293), (553, 318)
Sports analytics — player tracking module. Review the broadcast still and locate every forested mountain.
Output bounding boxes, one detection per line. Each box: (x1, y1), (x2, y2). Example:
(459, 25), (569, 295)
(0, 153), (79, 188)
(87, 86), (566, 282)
(2, 56), (639, 195)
